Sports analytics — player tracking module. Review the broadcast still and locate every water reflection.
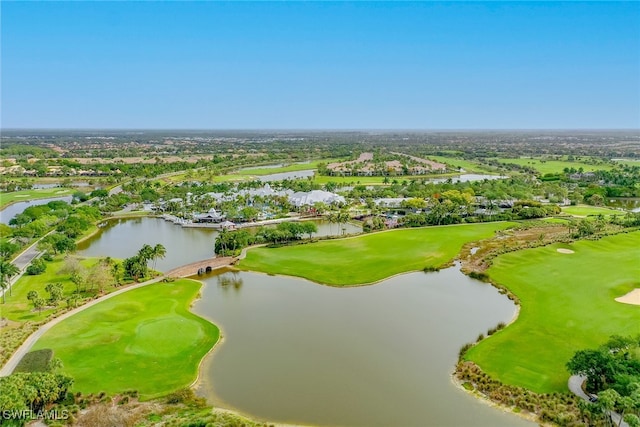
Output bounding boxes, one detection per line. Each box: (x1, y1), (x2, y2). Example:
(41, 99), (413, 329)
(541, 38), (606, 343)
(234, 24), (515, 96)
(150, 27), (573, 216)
(193, 268), (532, 427)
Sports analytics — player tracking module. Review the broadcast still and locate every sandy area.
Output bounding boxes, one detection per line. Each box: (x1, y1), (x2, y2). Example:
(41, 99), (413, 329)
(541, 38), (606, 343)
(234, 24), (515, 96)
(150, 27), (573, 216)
(615, 289), (640, 306)
(557, 248), (574, 254)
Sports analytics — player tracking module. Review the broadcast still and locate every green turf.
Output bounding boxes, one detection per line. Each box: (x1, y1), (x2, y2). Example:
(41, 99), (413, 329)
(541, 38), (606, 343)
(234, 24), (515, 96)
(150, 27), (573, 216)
(1, 257), (101, 323)
(32, 279), (219, 399)
(465, 231), (640, 393)
(612, 159), (640, 167)
(231, 158), (343, 176)
(239, 222), (514, 285)
(0, 188), (74, 207)
(496, 158), (613, 174)
(561, 204), (622, 216)
(425, 156), (492, 173)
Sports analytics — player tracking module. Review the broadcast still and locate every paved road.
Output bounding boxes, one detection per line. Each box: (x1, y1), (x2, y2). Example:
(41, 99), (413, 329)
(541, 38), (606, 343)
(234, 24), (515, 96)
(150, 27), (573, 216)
(568, 375), (629, 427)
(0, 231), (55, 300)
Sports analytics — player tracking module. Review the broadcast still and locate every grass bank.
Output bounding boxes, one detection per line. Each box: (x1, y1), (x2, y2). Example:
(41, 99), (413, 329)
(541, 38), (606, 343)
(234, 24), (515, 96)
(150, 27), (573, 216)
(465, 231), (640, 393)
(0, 188), (73, 208)
(239, 222), (514, 286)
(32, 279), (219, 399)
(561, 204), (622, 217)
(496, 157), (613, 174)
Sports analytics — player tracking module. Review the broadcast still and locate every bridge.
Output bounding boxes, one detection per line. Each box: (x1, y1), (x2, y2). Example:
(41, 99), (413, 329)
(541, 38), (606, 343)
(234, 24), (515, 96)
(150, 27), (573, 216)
(165, 256), (237, 278)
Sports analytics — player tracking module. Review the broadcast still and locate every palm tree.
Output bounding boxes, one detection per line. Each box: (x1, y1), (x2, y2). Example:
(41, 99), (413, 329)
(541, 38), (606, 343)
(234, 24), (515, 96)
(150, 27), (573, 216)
(0, 260), (20, 303)
(151, 244), (167, 271)
(138, 244), (154, 265)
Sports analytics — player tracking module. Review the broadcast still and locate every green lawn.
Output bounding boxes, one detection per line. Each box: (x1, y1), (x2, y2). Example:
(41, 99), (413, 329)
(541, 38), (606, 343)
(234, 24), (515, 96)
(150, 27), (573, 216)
(496, 158), (613, 175)
(239, 222), (514, 285)
(0, 188), (74, 208)
(426, 156), (492, 173)
(32, 279), (219, 399)
(465, 231), (640, 393)
(1, 257), (101, 323)
(231, 158), (343, 176)
(612, 159), (640, 167)
(561, 204), (621, 217)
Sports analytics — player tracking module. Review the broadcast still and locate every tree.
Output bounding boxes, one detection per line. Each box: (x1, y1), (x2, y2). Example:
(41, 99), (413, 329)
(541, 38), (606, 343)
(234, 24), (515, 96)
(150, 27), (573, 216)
(151, 244), (167, 271)
(0, 241), (19, 259)
(138, 244), (154, 265)
(44, 283), (64, 306)
(59, 257), (89, 293)
(123, 256), (147, 281)
(301, 221), (318, 239)
(26, 258), (46, 275)
(567, 349), (617, 392)
(0, 260), (20, 303)
(88, 261), (114, 293)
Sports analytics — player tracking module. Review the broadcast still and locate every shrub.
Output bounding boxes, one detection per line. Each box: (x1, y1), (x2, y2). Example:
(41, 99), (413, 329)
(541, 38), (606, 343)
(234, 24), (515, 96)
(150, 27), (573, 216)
(26, 258), (47, 275)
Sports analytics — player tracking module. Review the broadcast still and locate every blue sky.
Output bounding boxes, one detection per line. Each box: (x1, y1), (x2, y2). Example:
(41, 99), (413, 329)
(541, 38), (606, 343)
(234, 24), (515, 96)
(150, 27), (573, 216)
(2, 1), (639, 129)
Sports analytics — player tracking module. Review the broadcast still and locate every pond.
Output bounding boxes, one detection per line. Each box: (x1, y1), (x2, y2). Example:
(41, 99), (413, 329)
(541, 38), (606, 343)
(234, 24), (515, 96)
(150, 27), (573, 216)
(0, 196), (73, 225)
(76, 217), (532, 426)
(192, 268), (531, 427)
(77, 217), (361, 271)
(259, 169), (315, 181)
(606, 197), (640, 212)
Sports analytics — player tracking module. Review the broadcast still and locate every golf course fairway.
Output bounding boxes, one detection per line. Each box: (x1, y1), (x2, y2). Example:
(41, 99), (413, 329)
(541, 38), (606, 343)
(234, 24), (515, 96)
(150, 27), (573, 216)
(465, 231), (640, 393)
(239, 222), (514, 285)
(32, 279), (219, 399)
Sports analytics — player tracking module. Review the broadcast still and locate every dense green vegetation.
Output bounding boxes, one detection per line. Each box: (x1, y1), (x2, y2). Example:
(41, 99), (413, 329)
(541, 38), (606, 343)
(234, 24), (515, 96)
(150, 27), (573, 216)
(566, 335), (640, 426)
(240, 222), (514, 285)
(32, 280), (219, 399)
(466, 232), (640, 393)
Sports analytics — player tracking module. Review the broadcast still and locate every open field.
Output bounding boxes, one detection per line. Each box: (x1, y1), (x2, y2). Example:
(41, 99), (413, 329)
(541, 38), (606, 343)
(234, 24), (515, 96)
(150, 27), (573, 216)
(426, 156), (493, 173)
(561, 205), (622, 216)
(612, 159), (640, 167)
(0, 188), (73, 208)
(495, 157), (613, 174)
(32, 279), (219, 399)
(239, 222), (514, 285)
(231, 158), (343, 176)
(465, 231), (640, 393)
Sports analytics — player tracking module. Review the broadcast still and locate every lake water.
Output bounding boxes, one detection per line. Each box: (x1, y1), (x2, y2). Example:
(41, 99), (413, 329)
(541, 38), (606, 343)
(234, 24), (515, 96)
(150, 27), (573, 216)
(606, 198), (640, 212)
(77, 218), (361, 271)
(76, 217), (532, 426)
(192, 268), (531, 427)
(259, 170), (316, 181)
(0, 196), (73, 225)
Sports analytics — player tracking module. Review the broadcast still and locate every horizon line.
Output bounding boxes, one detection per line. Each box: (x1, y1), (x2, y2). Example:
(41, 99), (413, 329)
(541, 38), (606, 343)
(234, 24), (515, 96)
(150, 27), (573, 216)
(2, 128), (639, 133)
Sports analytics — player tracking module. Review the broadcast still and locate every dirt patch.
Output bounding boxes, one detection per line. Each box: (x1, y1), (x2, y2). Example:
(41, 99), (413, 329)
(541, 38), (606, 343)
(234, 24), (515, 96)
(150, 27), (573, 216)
(615, 289), (640, 306)
(557, 248), (574, 254)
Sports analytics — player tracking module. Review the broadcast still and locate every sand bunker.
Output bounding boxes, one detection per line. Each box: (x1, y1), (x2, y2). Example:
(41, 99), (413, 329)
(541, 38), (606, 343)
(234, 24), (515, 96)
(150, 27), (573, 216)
(615, 289), (640, 306)
(557, 248), (574, 254)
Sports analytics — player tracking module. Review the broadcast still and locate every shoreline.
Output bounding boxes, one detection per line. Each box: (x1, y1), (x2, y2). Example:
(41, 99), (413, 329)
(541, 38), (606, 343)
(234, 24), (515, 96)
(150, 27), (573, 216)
(450, 372), (545, 426)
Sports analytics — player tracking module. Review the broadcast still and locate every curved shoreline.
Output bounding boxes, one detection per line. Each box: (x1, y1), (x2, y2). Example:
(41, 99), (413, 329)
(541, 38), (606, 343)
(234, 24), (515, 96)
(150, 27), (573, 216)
(450, 372), (542, 425)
